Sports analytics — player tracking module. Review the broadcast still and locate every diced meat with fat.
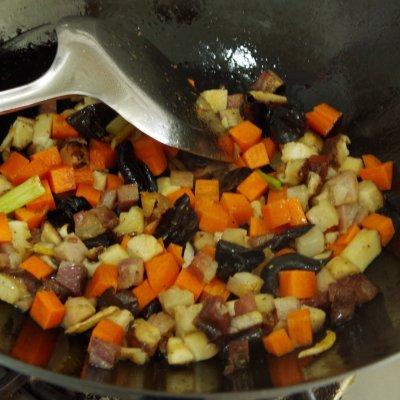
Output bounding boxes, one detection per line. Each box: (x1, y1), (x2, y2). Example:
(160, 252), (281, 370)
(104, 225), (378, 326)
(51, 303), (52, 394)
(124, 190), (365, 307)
(118, 257), (144, 289)
(327, 171), (358, 206)
(195, 296), (231, 340)
(99, 190), (117, 209)
(59, 140), (89, 168)
(117, 184), (139, 210)
(251, 70), (284, 93)
(97, 288), (139, 316)
(38, 99), (57, 114)
(234, 294), (257, 317)
(54, 235), (88, 264)
(189, 250), (217, 283)
(91, 206), (119, 230)
(337, 203), (360, 233)
(224, 339), (250, 375)
(56, 261), (87, 295)
(302, 291), (330, 310)
(88, 337), (120, 369)
(308, 155), (329, 182)
(227, 94), (244, 109)
(40, 277), (72, 302)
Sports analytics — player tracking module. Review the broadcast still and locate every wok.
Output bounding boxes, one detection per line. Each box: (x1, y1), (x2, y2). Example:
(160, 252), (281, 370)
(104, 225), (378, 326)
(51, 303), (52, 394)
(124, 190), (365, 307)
(0, 0), (400, 398)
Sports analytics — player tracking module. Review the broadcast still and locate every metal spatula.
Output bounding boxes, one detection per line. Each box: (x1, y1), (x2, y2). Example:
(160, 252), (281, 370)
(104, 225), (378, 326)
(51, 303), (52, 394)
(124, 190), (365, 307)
(0, 16), (230, 162)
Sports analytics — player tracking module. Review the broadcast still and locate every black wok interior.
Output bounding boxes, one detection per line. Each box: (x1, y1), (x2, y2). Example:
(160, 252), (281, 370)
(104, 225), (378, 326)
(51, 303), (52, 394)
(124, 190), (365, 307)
(0, 0), (400, 398)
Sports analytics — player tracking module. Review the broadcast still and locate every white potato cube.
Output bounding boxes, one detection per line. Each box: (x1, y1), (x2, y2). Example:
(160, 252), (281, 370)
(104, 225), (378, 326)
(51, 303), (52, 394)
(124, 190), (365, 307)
(127, 234), (163, 262)
(227, 272), (264, 297)
(326, 256), (361, 280)
(306, 200), (339, 232)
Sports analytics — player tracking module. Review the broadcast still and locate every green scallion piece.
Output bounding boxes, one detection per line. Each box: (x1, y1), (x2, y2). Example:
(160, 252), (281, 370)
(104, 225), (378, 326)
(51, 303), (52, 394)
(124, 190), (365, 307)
(0, 176), (45, 214)
(257, 170), (282, 191)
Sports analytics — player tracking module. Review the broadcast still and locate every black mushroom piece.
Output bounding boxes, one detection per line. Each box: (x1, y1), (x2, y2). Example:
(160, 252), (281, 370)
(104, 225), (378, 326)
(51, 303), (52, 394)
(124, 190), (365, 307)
(47, 196), (91, 229)
(241, 94), (271, 136)
(261, 253), (326, 295)
(220, 167), (252, 193)
(250, 225), (314, 251)
(221, 327), (264, 357)
(83, 231), (118, 249)
(154, 194), (199, 247)
(66, 103), (116, 140)
(116, 140), (157, 192)
(269, 105), (306, 144)
(215, 240), (265, 282)
(178, 151), (209, 170)
(97, 288), (140, 316)
(140, 299), (162, 320)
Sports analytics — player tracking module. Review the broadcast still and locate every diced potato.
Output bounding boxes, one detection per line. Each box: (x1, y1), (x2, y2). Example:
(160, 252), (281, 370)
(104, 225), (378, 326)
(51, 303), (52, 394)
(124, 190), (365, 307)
(358, 180), (384, 213)
(307, 171), (322, 197)
(227, 272), (264, 297)
(306, 200), (339, 232)
(335, 135), (350, 166)
(200, 89), (228, 113)
(254, 293), (275, 314)
(32, 113), (54, 151)
(326, 256), (361, 280)
(167, 337), (195, 365)
(175, 303), (203, 337)
(98, 244), (129, 265)
(113, 206), (144, 235)
(301, 305), (326, 333)
(295, 226), (325, 257)
(287, 184), (309, 211)
(193, 231), (214, 251)
(314, 250), (332, 260)
(106, 115), (129, 135)
(274, 296), (300, 321)
(281, 142), (317, 163)
(127, 234), (163, 262)
(225, 300), (236, 317)
(9, 220), (31, 258)
(221, 228), (247, 247)
(0, 273), (28, 306)
(41, 222), (61, 245)
(157, 177), (181, 196)
(326, 167), (338, 180)
(170, 170), (194, 189)
(219, 108), (242, 129)
(251, 200), (263, 218)
(311, 184), (331, 206)
(63, 297), (96, 328)
(183, 331), (218, 361)
(107, 309), (133, 331)
(83, 259), (101, 277)
(339, 156), (363, 174)
(183, 242), (195, 268)
(280, 159), (308, 186)
(7, 117), (34, 150)
(159, 286), (194, 316)
(93, 171), (107, 191)
(230, 310), (263, 333)
(148, 312), (175, 336)
(249, 91), (287, 105)
(340, 229), (381, 272)
(119, 347), (149, 365)
(131, 319), (161, 355)
(325, 231), (339, 245)
(298, 131), (324, 153)
(316, 268), (336, 292)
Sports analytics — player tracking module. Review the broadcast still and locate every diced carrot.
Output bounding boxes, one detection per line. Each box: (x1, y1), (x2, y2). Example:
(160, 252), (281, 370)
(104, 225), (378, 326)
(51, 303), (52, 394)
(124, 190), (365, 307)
(263, 328), (295, 357)
(175, 268), (205, 301)
(242, 142), (270, 169)
(49, 166), (76, 194)
(0, 213), (12, 243)
(92, 319), (125, 346)
(144, 220), (158, 235)
(85, 264), (118, 298)
(11, 319), (58, 366)
(263, 200), (291, 229)
(133, 279), (157, 310)
(195, 179), (219, 202)
(51, 114), (79, 139)
(29, 291), (66, 330)
(26, 180), (56, 211)
(267, 187), (287, 204)
(145, 253), (180, 295)
(329, 242), (346, 257)
(74, 167), (94, 186)
(0, 152), (29, 184)
(202, 244), (216, 259)
(15, 207), (47, 230)
(336, 224), (361, 246)
(168, 188), (195, 207)
(249, 217), (269, 237)
(202, 278), (230, 302)
(279, 270), (317, 299)
(167, 243), (184, 266)
(89, 139), (116, 170)
(220, 192), (252, 225)
(237, 171), (268, 202)
(21, 255), (53, 280)
(229, 120), (262, 151)
(361, 213), (395, 246)
(268, 353), (304, 387)
(314, 103), (342, 122)
(132, 135), (167, 176)
(164, 145), (179, 158)
(218, 134), (235, 158)
(120, 235), (131, 249)
(359, 161), (393, 190)
(287, 308), (313, 347)
(106, 173), (123, 190)
(306, 103), (342, 137)
(262, 137), (278, 160)
(195, 197), (215, 219)
(199, 202), (230, 233)
(76, 183), (101, 207)
(274, 247), (296, 257)
(31, 146), (62, 172)
(362, 154), (381, 168)
(287, 198), (307, 226)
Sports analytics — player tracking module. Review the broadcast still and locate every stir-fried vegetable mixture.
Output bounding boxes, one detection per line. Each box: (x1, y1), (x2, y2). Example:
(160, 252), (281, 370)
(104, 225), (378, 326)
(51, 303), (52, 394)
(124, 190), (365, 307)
(0, 72), (394, 374)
